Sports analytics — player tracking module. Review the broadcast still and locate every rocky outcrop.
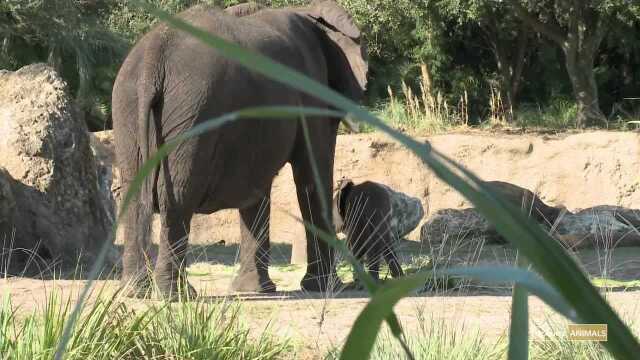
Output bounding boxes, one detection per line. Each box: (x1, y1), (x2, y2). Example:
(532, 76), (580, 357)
(0, 64), (114, 272)
(0, 168), (16, 245)
(96, 128), (640, 259)
(555, 206), (640, 249)
(420, 182), (640, 249)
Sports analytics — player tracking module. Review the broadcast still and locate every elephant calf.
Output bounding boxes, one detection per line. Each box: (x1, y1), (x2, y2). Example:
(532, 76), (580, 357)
(332, 179), (424, 282)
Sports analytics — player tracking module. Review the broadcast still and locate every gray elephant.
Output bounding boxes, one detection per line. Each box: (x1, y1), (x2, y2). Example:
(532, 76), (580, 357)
(332, 179), (423, 282)
(111, 1), (368, 299)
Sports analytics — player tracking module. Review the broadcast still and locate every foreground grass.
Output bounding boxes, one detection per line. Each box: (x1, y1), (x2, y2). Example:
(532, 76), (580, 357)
(0, 290), (291, 359)
(325, 315), (614, 360)
(0, 277), (630, 359)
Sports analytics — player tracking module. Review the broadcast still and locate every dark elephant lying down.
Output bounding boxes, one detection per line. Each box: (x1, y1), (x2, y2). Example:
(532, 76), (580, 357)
(111, 1), (368, 299)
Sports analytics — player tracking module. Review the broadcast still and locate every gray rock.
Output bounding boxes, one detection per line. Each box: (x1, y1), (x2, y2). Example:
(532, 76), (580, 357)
(0, 64), (114, 271)
(420, 201), (640, 249)
(420, 208), (503, 245)
(0, 168), (16, 242)
(555, 207), (640, 248)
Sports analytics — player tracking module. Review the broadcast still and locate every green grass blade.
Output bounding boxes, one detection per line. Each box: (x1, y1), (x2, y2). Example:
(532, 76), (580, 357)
(508, 254), (529, 360)
(341, 266), (574, 360)
(444, 266), (576, 321)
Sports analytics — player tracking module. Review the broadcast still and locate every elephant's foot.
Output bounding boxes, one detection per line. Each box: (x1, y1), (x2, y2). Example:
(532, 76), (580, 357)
(231, 270), (276, 293)
(154, 276), (197, 302)
(300, 271), (343, 293)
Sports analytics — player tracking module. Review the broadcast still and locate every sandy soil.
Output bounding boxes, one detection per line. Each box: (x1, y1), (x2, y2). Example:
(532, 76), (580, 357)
(3, 242), (640, 357)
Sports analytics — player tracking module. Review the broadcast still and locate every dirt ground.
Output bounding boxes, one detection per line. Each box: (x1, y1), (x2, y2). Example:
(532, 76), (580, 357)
(4, 130), (640, 357)
(3, 242), (640, 357)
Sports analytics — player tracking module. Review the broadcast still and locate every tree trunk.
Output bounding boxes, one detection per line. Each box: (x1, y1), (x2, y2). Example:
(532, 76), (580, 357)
(563, 45), (607, 128)
(506, 0), (608, 128)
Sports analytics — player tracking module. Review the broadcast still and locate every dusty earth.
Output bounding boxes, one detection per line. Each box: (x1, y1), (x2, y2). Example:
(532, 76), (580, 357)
(4, 130), (640, 357)
(3, 244), (640, 357)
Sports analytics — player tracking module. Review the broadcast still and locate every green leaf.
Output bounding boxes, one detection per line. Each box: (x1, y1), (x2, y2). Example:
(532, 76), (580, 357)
(508, 254), (529, 360)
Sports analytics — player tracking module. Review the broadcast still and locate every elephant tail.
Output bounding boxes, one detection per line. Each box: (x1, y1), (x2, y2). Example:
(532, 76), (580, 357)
(134, 41), (165, 249)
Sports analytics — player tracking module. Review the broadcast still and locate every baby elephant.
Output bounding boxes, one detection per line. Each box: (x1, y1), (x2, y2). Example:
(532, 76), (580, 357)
(332, 179), (424, 283)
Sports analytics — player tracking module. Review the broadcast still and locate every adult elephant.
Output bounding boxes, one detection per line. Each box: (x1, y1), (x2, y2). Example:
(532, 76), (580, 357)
(111, 0), (368, 299)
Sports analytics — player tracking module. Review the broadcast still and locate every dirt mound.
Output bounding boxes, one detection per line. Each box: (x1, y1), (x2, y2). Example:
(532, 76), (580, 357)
(93, 129), (640, 262)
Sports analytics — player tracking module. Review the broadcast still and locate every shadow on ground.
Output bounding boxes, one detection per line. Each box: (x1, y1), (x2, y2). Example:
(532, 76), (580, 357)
(4, 237), (640, 295)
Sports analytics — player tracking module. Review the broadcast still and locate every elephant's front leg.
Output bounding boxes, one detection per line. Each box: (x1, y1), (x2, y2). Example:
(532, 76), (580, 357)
(154, 211), (196, 300)
(384, 245), (404, 279)
(291, 162), (342, 293)
(231, 198), (276, 292)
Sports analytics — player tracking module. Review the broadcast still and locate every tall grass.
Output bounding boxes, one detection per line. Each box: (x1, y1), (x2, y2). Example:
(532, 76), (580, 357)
(329, 313), (624, 359)
(373, 64), (469, 133)
(513, 99), (579, 129)
(0, 290), (290, 359)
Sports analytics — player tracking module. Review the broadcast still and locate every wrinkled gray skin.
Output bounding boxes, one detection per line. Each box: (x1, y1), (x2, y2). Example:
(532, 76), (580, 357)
(112, 1), (368, 299)
(333, 179), (404, 282)
(376, 183), (424, 239)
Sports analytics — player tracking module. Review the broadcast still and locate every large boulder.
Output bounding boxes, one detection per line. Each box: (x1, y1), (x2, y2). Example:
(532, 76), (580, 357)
(0, 64), (114, 272)
(377, 182), (425, 239)
(555, 206), (640, 249)
(0, 168), (16, 243)
(420, 208), (502, 246)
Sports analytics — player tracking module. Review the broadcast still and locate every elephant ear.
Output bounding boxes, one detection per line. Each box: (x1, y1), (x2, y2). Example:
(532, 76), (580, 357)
(303, 1), (368, 107)
(333, 178), (354, 233)
(336, 178), (354, 215)
(306, 0), (361, 40)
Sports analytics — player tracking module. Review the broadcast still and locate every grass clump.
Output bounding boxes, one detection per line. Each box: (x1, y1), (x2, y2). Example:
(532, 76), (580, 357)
(530, 317), (614, 360)
(326, 318), (504, 360)
(367, 64), (469, 134)
(512, 99), (579, 129)
(0, 291), (291, 359)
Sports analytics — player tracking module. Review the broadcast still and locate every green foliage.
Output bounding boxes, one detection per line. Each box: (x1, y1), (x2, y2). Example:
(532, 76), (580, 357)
(513, 98), (579, 129)
(0, 292), (290, 359)
(2, 0), (639, 129)
(0, 0), (128, 130)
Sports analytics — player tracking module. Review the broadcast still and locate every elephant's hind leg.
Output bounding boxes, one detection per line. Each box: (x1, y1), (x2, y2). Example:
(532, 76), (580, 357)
(154, 210), (196, 300)
(119, 171), (155, 299)
(153, 152), (202, 301)
(384, 243), (404, 279)
(231, 197), (277, 293)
